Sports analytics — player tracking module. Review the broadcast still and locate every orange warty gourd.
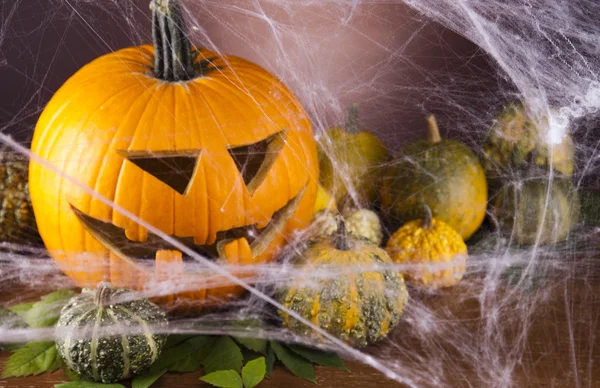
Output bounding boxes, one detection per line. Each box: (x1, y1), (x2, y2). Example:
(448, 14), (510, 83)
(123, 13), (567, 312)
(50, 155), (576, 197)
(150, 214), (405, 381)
(28, 0), (318, 310)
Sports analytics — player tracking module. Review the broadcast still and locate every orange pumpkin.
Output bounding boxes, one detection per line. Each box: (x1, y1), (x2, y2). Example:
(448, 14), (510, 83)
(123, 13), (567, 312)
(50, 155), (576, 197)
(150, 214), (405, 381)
(28, 0), (318, 310)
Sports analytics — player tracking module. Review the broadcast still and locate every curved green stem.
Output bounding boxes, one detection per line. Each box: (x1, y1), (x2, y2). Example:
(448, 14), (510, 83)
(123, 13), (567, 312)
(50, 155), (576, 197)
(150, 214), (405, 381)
(426, 114), (442, 143)
(334, 217), (352, 251)
(420, 204), (433, 229)
(151, 0), (196, 81)
(94, 282), (114, 307)
(345, 103), (361, 134)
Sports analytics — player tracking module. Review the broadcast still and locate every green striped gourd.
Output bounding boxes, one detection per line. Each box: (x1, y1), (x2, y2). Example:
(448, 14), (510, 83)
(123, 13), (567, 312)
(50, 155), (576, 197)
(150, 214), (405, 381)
(276, 219), (408, 348)
(380, 115), (487, 240)
(491, 177), (580, 245)
(56, 283), (168, 383)
(482, 103), (575, 179)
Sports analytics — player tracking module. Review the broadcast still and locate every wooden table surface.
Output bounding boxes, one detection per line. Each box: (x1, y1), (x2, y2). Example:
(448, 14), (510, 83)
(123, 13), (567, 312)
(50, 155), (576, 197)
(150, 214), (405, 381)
(1, 251), (599, 388)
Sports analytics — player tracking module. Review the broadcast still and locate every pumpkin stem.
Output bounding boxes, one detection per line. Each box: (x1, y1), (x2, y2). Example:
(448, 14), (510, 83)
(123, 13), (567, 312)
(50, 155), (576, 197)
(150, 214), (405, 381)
(151, 0), (196, 81)
(345, 103), (361, 134)
(94, 282), (114, 307)
(334, 216), (352, 251)
(426, 114), (442, 143)
(420, 204), (433, 230)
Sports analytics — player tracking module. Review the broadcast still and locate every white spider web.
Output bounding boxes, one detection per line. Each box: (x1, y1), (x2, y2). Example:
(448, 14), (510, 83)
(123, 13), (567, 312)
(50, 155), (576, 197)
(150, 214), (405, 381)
(1, 1), (600, 387)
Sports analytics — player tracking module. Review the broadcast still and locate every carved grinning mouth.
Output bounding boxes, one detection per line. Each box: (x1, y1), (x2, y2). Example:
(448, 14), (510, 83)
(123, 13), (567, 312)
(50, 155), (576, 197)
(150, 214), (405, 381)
(70, 186), (305, 266)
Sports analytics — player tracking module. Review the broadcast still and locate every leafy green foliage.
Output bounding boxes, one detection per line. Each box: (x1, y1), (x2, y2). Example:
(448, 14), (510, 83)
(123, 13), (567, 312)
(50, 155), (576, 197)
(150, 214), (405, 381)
(149, 335), (215, 373)
(265, 347), (276, 376)
(62, 367), (83, 382)
(270, 341), (316, 384)
(0, 291), (348, 388)
(55, 382), (126, 388)
(288, 345), (348, 371)
(241, 357), (266, 388)
(7, 301), (35, 319)
(1, 342), (62, 378)
(132, 369), (167, 388)
(200, 370), (243, 388)
(234, 337), (268, 355)
(23, 289), (76, 328)
(203, 336), (244, 374)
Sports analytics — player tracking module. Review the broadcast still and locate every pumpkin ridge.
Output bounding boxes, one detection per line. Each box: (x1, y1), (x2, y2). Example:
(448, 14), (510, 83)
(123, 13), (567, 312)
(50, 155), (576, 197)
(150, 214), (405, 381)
(345, 272), (359, 332)
(87, 84), (160, 253)
(116, 305), (159, 363)
(189, 89), (227, 244)
(59, 308), (95, 372)
(106, 308), (131, 380)
(172, 85), (200, 237)
(90, 308), (104, 381)
(113, 84), (170, 243)
(54, 81), (147, 281)
(189, 94), (211, 245)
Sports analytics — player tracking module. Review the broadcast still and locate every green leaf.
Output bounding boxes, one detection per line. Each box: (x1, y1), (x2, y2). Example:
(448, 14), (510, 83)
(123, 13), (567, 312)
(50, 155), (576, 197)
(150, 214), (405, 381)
(265, 347), (275, 377)
(287, 345), (348, 371)
(203, 337), (244, 374)
(25, 289), (76, 328)
(7, 301), (35, 318)
(234, 337), (268, 355)
(270, 341), (315, 383)
(241, 357), (266, 388)
(1, 342), (62, 378)
(132, 369), (167, 388)
(149, 335), (214, 373)
(54, 382), (126, 388)
(200, 370), (243, 388)
(62, 367), (83, 382)
(241, 348), (263, 364)
(164, 334), (196, 349)
(0, 308), (28, 350)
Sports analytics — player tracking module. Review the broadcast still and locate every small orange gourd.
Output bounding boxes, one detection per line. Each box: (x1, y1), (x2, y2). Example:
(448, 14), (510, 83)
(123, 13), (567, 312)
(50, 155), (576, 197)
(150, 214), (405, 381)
(386, 205), (468, 288)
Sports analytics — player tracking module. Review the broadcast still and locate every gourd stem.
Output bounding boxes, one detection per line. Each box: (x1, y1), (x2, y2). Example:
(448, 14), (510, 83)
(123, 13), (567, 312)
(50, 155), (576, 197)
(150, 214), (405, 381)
(421, 204), (433, 229)
(151, 0), (196, 81)
(334, 217), (351, 251)
(345, 103), (361, 134)
(426, 114), (442, 143)
(95, 282), (113, 307)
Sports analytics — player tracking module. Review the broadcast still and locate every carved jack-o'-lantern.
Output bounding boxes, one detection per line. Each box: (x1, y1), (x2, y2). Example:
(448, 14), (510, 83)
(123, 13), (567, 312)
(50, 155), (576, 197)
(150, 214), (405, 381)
(28, 0), (318, 309)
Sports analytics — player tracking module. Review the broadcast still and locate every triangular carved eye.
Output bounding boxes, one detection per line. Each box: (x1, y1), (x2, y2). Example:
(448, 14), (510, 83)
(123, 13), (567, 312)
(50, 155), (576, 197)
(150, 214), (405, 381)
(116, 150), (200, 195)
(228, 130), (287, 194)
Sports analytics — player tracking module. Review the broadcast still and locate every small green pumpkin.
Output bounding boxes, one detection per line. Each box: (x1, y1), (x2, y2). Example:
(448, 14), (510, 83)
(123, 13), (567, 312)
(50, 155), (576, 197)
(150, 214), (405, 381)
(0, 148), (40, 244)
(490, 177), (580, 245)
(380, 115), (487, 240)
(276, 219), (408, 348)
(56, 283), (168, 383)
(482, 103), (575, 179)
(318, 104), (389, 204)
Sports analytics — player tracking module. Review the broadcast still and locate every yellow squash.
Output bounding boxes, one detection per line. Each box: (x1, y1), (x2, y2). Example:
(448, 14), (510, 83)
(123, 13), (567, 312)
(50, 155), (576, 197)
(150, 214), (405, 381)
(386, 206), (467, 288)
(318, 104), (389, 205)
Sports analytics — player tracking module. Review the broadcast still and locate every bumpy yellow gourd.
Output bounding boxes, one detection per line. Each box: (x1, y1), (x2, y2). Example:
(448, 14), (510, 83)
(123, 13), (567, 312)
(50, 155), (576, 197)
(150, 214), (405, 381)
(386, 206), (467, 288)
(276, 219), (408, 348)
